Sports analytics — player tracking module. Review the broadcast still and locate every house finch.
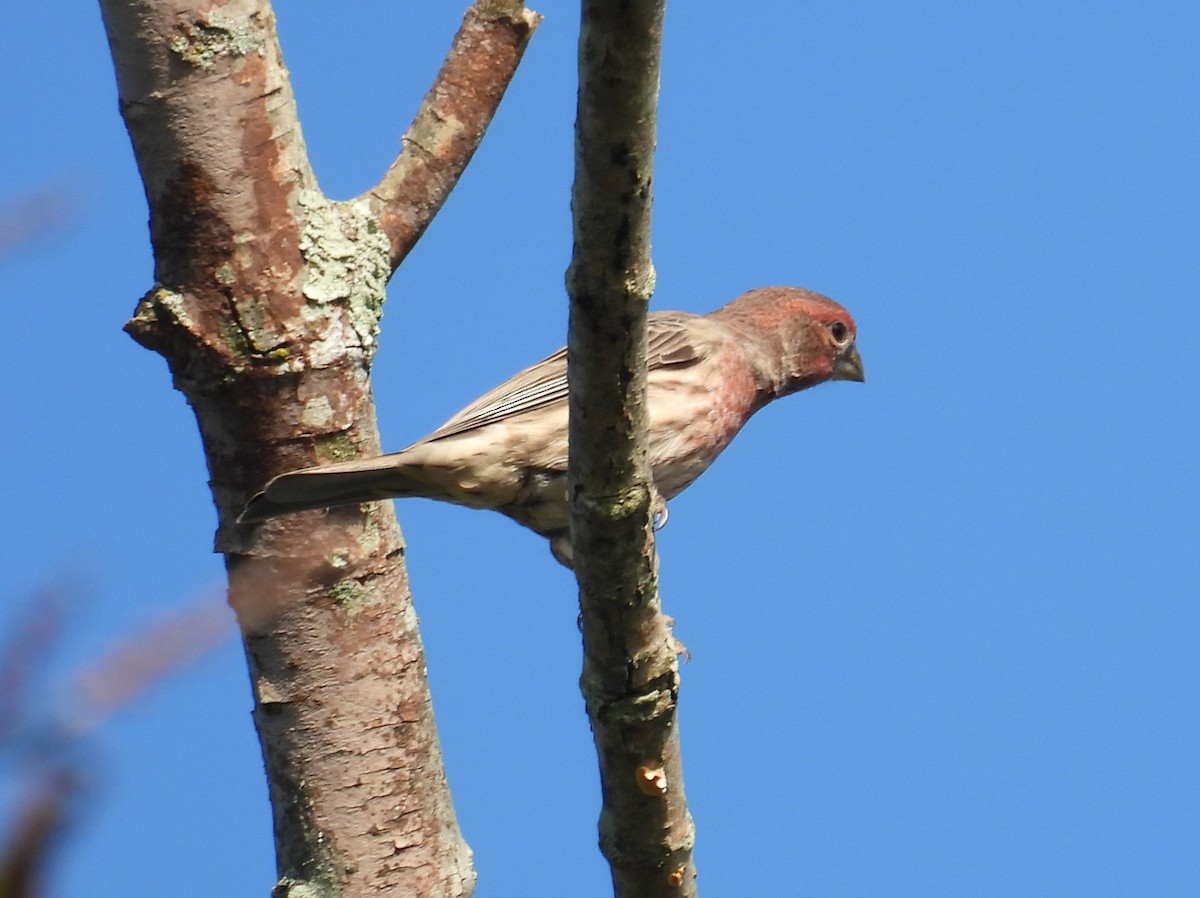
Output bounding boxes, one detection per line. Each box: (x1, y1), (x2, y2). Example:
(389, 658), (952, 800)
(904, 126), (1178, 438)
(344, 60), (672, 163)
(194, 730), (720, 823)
(240, 286), (864, 564)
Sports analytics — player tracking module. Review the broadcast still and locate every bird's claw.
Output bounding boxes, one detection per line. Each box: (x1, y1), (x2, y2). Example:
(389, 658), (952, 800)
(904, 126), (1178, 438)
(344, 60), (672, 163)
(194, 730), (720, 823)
(550, 534), (575, 569)
(664, 614), (691, 662)
(651, 491), (669, 532)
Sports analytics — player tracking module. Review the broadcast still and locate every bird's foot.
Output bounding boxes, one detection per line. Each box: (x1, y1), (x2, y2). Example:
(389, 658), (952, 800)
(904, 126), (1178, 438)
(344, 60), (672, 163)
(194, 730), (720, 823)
(550, 533), (575, 569)
(651, 490), (669, 532)
(663, 614), (691, 662)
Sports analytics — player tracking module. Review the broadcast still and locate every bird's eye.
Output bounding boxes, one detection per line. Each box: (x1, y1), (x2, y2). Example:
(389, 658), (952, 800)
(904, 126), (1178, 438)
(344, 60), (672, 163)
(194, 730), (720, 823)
(829, 321), (850, 344)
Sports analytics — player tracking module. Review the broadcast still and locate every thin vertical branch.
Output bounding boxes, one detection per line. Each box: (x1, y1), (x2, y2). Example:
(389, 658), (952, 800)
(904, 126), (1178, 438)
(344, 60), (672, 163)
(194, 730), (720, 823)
(566, 1), (697, 895)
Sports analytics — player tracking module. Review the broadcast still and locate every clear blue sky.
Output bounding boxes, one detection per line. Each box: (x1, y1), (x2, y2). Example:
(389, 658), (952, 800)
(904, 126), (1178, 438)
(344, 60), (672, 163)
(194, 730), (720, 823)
(3, 2), (1197, 895)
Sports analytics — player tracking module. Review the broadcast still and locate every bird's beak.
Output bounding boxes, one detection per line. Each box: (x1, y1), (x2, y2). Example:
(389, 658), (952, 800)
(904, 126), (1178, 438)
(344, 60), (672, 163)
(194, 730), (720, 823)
(834, 344), (865, 382)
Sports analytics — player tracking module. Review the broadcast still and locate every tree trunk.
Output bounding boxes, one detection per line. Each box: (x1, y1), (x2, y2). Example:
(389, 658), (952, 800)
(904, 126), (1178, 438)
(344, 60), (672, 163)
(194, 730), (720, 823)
(98, 1), (539, 894)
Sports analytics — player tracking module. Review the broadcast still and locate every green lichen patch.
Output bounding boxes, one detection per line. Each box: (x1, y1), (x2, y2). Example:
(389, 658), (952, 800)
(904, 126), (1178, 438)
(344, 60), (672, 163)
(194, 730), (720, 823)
(297, 192), (390, 352)
(313, 432), (358, 463)
(170, 10), (267, 69)
(329, 578), (364, 609)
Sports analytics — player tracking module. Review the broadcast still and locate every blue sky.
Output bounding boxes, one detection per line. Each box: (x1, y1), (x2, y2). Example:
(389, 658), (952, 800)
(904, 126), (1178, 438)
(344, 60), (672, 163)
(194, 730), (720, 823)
(3, 2), (1197, 895)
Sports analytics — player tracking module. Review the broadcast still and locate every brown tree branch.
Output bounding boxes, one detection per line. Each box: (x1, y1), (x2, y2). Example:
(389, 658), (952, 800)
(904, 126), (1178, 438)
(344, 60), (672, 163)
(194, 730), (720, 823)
(0, 588), (231, 898)
(0, 186), (75, 259)
(98, 1), (537, 894)
(0, 772), (75, 898)
(367, 0), (542, 269)
(566, 1), (696, 895)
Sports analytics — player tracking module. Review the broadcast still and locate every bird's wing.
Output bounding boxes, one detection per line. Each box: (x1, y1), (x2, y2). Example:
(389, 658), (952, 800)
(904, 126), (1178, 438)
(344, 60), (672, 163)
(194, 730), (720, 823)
(422, 311), (709, 442)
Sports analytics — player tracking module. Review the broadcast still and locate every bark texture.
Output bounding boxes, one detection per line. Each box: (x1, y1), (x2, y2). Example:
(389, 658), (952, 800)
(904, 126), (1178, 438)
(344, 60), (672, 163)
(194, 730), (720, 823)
(567, 1), (697, 895)
(97, 1), (539, 895)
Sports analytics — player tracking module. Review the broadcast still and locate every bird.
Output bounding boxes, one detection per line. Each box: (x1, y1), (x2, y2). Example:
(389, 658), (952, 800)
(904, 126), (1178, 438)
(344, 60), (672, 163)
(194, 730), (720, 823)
(240, 286), (864, 565)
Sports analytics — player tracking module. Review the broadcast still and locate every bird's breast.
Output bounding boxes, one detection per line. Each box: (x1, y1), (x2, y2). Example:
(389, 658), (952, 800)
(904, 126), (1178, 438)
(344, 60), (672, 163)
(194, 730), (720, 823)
(646, 345), (761, 498)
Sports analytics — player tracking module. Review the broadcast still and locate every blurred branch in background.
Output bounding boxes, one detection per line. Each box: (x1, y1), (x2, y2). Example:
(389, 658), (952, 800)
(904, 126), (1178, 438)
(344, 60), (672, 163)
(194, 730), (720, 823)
(0, 586), (234, 898)
(0, 187), (76, 260)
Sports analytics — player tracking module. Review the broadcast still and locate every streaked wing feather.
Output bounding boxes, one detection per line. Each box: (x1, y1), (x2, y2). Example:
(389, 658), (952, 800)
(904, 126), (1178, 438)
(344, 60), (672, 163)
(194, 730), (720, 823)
(424, 312), (705, 442)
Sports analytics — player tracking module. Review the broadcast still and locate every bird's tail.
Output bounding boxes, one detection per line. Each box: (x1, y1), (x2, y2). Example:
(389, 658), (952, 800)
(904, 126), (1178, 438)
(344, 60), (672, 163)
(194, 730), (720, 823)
(238, 454), (426, 523)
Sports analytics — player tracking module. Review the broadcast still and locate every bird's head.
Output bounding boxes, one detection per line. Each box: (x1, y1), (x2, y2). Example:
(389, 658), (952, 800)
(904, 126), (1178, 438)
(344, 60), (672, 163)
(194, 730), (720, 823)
(713, 286), (865, 396)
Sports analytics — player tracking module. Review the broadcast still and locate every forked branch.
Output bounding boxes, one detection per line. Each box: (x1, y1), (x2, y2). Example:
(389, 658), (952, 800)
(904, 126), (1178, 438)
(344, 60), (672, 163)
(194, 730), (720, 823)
(97, 1), (540, 894)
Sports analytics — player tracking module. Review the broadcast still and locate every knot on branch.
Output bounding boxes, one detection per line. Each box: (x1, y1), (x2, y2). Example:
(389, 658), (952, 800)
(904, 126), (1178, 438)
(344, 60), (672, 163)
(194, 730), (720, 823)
(124, 284), (247, 383)
(564, 264), (657, 311)
(584, 678), (678, 727)
(572, 483), (657, 525)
